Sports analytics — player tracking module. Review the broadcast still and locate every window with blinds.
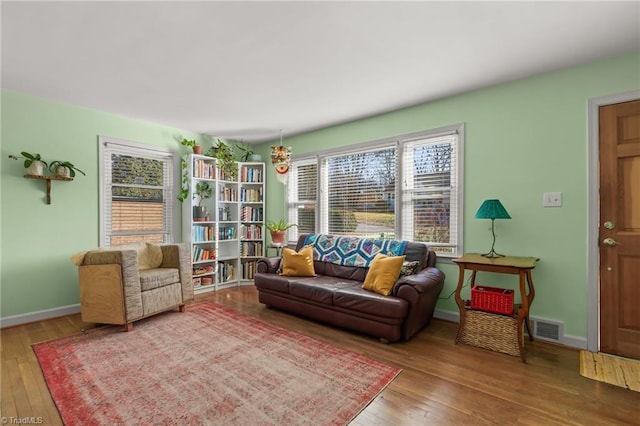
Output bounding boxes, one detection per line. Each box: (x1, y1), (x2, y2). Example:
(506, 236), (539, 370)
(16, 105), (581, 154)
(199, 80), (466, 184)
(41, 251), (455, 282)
(322, 146), (396, 238)
(287, 158), (317, 242)
(99, 137), (176, 246)
(286, 124), (463, 257)
(400, 133), (459, 255)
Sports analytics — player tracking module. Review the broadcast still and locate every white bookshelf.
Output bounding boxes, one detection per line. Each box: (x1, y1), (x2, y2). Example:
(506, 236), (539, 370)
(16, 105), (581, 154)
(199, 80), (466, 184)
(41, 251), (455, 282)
(181, 154), (265, 294)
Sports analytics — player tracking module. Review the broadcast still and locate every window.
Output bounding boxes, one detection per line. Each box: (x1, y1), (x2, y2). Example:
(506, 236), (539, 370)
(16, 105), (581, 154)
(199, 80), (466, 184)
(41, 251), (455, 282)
(287, 124), (463, 257)
(99, 137), (177, 246)
(287, 158), (317, 242)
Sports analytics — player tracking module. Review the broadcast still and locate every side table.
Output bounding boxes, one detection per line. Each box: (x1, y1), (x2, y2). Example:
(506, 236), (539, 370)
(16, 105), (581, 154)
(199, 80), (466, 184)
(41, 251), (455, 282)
(267, 242), (286, 257)
(453, 253), (539, 362)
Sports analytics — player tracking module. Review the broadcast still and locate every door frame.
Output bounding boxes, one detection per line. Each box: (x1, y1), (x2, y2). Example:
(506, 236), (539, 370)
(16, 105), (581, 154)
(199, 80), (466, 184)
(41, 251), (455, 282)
(586, 90), (640, 352)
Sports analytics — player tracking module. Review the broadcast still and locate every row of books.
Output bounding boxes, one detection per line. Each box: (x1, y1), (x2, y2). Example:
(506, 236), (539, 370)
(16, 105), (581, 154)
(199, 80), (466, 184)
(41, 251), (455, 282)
(240, 206), (263, 222)
(193, 159), (215, 179)
(218, 186), (238, 202)
(240, 242), (263, 257)
(242, 261), (257, 279)
(218, 262), (235, 282)
(240, 224), (263, 239)
(239, 187), (263, 202)
(218, 225), (236, 240)
(240, 167), (263, 183)
(218, 206), (233, 221)
(193, 247), (216, 262)
(193, 225), (214, 242)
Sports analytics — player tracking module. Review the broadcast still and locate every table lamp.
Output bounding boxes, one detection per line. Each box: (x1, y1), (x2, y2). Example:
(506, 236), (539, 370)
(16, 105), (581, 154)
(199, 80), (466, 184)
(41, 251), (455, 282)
(475, 199), (511, 258)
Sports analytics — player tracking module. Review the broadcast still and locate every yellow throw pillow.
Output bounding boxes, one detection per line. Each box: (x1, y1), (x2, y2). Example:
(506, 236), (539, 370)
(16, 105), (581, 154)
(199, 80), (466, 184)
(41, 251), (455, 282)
(362, 253), (406, 296)
(280, 245), (316, 277)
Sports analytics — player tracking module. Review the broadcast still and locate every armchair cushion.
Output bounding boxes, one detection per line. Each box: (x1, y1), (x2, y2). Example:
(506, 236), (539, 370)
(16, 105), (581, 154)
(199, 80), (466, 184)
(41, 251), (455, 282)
(139, 269), (180, 291)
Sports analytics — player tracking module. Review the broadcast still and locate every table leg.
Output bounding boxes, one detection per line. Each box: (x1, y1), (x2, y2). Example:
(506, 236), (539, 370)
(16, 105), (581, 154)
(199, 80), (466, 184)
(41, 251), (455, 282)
(454, 263), (467, 343)
(517, 270), (528, 362)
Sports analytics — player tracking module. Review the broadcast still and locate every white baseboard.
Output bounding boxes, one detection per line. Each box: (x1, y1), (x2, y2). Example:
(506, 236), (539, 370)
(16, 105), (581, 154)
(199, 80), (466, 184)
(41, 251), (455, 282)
(0, 304), (80, 328)
(433, 308), (587, 350)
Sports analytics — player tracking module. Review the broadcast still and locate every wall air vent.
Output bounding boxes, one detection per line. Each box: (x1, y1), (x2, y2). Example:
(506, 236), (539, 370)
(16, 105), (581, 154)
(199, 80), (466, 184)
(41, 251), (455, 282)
(530, 317), (563, 343)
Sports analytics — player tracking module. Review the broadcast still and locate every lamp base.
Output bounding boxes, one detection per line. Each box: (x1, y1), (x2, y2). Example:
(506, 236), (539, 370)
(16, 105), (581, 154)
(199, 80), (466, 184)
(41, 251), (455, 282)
(481, 249), (505, 258)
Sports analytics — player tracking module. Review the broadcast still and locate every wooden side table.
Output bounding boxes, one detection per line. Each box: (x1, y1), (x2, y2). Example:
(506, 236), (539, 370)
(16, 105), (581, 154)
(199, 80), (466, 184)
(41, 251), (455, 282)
(453, 253), (539, 362)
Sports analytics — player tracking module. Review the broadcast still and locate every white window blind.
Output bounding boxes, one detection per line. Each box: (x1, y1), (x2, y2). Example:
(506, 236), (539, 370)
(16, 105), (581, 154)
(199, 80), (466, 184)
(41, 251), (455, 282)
(401, 132), (460, 255)
(320, 146), (397, 238)
(287, 158), (318, 242)
(99, 137), (175, 246)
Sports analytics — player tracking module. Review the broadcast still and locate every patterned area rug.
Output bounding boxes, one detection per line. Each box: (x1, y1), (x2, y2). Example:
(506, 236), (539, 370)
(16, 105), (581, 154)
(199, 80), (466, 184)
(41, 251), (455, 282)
(579, 350), (640, 392)
(33, 302), (400, 425)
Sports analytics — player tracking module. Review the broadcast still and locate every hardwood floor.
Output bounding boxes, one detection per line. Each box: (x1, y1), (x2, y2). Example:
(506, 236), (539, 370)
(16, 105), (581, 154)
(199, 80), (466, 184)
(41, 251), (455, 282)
(2, 286), (639, 425)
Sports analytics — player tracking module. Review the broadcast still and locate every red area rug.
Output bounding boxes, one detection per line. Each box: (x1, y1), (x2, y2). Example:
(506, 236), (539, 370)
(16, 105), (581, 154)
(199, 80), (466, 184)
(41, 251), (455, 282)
(33, 302), (400, 425)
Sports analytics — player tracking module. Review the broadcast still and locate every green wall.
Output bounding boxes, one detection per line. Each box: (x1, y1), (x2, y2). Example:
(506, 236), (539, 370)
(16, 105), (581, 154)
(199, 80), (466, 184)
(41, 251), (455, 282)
(259, 51), (640, 340)
(0, 91), (203, 318)
(2, 51), (638, 340)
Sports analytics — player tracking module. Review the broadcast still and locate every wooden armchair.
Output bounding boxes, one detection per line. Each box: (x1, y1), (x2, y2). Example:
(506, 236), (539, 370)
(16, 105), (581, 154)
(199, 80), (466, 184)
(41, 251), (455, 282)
(76, 242), (193, 331)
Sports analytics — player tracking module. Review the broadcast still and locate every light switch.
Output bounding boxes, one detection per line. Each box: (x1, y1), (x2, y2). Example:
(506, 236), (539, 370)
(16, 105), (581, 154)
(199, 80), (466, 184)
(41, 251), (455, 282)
(543, 192), (562, 207)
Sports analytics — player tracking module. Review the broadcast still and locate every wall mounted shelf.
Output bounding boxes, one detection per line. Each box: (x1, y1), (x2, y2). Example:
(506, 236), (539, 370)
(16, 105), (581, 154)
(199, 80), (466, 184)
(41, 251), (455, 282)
(24, 174), (73, 204)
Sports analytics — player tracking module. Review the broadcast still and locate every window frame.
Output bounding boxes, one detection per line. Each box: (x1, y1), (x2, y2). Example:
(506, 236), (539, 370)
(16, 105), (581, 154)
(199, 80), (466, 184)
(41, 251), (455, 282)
(98, 136), (180, 247)
(286, 123), (464, 257)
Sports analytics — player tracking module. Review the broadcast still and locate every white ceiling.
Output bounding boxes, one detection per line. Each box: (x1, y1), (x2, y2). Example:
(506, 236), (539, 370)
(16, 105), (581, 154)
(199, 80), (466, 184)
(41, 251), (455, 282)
(2, 1), (639, 143)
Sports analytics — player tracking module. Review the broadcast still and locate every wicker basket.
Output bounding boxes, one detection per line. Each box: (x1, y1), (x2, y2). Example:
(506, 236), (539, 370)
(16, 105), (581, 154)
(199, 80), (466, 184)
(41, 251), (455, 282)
(459, 310), (521, 357)
(471, 285), (514, 315)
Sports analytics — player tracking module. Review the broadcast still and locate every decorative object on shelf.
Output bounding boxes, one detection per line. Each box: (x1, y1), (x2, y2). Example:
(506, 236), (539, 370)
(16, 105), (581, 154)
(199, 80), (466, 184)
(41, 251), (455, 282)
(193, 182), (213, 221)
(207, 138), (237, 179)
(181, 138), (203, 155)
(475, 199), (511, 258)
(267, 219), (297, 244)
(271, 130), (292, 184)
(8, 152), (47, 176)
(48, 160), (86, 178)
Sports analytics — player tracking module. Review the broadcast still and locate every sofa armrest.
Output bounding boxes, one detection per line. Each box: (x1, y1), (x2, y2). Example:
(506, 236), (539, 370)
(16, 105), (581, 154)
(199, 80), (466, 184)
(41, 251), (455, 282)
(392, 267), (445, 340)
(80, 249), (144, 320)
(256, 257), (282, 273)
(160, 244), (193, 302)
(393, 267), (445, 296)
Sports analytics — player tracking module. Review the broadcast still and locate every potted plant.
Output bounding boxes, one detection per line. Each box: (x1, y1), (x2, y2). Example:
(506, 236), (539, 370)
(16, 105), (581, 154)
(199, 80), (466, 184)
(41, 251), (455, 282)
(48, 160), (86, 178)
(181, 138), (203, 155)
(235, 142), (262, 162)
(206, 138), (237, 179)
(193, 182), (213, 221)
(8, 152), (47, 176)
(267, 219), (297, 244)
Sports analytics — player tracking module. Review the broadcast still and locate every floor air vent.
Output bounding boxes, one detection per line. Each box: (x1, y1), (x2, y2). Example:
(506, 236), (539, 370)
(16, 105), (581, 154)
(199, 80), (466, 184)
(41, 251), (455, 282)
(531, 318), (563, 343)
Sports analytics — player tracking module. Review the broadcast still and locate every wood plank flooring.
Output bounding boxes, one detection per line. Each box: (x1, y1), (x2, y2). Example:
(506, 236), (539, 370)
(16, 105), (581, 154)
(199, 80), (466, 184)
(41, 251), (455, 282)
(2, 286), (639, 425)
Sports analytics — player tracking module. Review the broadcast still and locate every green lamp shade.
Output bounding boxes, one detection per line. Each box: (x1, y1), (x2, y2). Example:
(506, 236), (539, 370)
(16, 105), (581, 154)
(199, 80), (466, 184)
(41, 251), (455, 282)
(475, 199), (511, 220)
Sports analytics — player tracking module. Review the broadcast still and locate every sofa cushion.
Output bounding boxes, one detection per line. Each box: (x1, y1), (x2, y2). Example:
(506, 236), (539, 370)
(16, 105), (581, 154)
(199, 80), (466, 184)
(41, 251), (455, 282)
(333, 286), (408, 319)
(281, 245), (316, 276)
(362, 254), (405, 296)
(254, 273), (293, 294)
(139, 268), (180, 291)
(289, 277), (361, 304)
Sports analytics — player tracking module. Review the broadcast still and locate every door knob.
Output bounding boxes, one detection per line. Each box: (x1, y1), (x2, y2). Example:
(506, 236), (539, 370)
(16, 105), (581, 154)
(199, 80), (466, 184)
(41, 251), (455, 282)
(603, 238), (621, 246)
(603, 221), (615, 230)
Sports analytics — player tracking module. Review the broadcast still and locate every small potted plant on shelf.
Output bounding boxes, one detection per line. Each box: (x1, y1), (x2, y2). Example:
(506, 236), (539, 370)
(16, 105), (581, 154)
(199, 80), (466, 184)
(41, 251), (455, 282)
(206, 138), (237, 179)
(193, 182), (213, 221)
(8, 152), (48, 176)
(181, 138), (203, 155)
(48, 160), (86, 178)
(267, 219), (297, 244)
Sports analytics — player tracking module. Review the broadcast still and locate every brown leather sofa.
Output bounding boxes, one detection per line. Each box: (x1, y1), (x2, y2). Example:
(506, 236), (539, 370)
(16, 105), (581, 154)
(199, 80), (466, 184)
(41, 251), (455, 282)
(254, 234), (445, 342)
